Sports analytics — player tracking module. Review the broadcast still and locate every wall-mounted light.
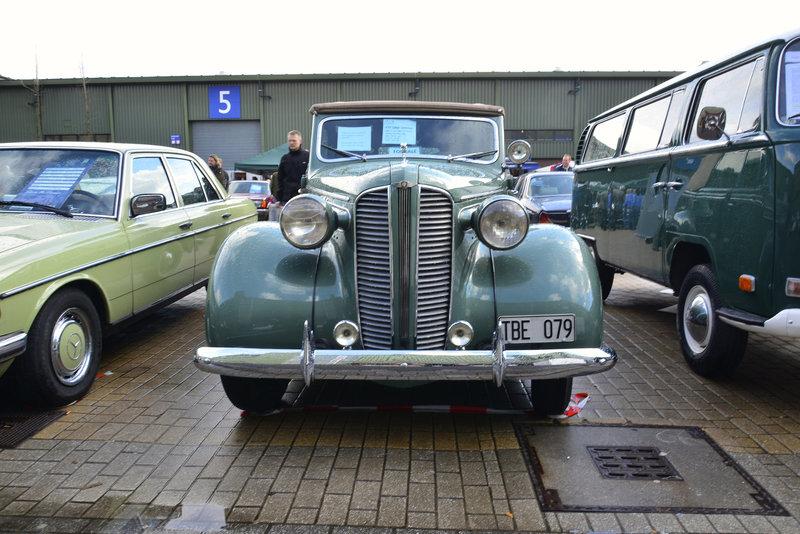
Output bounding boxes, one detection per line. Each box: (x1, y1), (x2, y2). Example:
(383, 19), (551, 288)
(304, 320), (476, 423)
(409, 78), (420, 97)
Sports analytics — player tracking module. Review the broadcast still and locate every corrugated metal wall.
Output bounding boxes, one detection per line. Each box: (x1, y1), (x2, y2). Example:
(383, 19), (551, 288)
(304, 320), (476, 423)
(0, 73), (673, 160)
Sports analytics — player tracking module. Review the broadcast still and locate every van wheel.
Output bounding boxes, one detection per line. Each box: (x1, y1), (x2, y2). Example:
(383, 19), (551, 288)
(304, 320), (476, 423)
(220, 376), (289, 413)
(16, 288), (102, 408)
(597, 262), (615, 300)
(677, 265), (747, 377)
(530, 378), (573, 416)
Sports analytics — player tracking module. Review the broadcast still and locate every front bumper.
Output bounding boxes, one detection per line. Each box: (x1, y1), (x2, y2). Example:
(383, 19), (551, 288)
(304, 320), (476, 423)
(0, 332), (27, 365)
(194, 322), (616, 387)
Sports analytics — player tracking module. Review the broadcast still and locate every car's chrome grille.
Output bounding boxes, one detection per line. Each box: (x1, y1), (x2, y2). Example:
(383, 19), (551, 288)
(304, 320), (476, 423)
(416, 188), (453, 349)
(355, 186), (453, 350)
(355, 188), (393, 349)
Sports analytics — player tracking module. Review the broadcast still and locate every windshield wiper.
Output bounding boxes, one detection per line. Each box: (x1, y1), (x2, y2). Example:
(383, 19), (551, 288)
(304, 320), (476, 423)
(321, 144), (367, 162)
(0, 200), (74, 218)
(447, 149), (498, 162)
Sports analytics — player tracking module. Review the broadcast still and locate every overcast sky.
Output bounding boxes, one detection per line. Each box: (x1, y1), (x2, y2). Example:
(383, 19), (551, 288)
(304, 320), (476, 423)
(2, 1), (798, 80)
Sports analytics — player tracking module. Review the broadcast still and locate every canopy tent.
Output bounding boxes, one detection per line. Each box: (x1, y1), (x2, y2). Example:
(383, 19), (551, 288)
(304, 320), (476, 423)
(234, 143), (288, 172)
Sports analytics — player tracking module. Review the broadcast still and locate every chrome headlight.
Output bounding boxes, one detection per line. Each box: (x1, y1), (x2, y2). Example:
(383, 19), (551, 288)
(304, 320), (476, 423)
(475, 196), (528, 250)
(280, 194), (335, 249)
(507, 140), (532, 165)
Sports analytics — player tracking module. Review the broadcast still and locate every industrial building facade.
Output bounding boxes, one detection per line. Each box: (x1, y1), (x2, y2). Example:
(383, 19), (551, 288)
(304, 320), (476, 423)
(0, 71), (678, 173)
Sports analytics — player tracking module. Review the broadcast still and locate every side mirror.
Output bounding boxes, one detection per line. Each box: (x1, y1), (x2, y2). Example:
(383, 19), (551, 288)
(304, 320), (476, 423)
(696, 106), (729, 142)
(131, 194), (167, 217)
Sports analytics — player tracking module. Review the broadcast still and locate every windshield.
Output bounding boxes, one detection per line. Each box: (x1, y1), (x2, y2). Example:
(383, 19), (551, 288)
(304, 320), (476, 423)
(317, 115), (499, 163)
(525, 172), (574, 197)
(229, 180), (271, 195)
(0, 148), (120, 216)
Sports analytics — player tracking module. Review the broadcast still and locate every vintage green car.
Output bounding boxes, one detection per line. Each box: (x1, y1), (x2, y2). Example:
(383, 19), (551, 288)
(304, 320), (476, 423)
(0, 142), (257, 407)
(194, 101), (616, 416)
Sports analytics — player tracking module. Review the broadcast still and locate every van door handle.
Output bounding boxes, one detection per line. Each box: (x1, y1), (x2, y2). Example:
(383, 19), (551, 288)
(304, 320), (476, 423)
(652, 181), (666, 191)
(179, 221), (193, 230)
(665, 181), (683, 190)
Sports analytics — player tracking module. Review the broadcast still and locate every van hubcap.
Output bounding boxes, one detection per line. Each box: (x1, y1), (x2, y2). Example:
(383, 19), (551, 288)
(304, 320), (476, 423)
(683, 286), (712, 355)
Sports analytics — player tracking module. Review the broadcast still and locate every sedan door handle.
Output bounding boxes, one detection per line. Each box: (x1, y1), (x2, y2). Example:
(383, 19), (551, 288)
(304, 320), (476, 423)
(179, 221), (193, 230)
(221, 213), (232, 219)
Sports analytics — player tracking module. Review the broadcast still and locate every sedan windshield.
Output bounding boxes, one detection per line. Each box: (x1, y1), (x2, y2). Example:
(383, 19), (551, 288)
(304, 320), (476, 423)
(0, 149), (120, 216)
(525, 172), (574, 197)
(317, 115), (499, 163)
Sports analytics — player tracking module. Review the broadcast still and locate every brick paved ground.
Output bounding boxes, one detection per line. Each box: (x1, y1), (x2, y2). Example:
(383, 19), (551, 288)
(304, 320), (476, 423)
(1, 274), (799, 533)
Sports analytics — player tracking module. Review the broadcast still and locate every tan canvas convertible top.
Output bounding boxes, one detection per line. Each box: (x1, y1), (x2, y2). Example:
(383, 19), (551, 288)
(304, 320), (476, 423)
(309, 101), (504, 117)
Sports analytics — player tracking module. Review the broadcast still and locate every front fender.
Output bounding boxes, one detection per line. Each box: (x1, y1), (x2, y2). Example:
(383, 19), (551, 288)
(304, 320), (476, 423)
(453, 224), (603, 349)
(206, 223), (352, 348)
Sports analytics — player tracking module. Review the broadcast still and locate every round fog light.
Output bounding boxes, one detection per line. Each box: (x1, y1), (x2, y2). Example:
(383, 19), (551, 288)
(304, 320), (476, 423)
(448, 320), (474, 348)
(333, 320), (359, 348)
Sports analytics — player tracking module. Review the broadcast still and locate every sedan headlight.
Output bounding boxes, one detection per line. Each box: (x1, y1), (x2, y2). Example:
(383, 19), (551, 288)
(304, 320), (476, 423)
(474, 196), (528, 250)
(280, 195), (335, 249)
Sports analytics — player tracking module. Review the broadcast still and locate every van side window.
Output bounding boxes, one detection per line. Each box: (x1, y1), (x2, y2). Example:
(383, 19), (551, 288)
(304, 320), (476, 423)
(623, 96), (671, 155)
(689, 59), (761, 143)
(778, 39), (800, 124)
(740, 57), (765, 133)
(658, 89), (686, 148)
(583, 113), (626, 162)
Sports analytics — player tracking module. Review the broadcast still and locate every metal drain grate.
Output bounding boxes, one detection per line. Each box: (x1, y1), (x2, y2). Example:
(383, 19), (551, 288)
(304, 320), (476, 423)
(0, 411), (66, 448)
(587, 445), (682, 481)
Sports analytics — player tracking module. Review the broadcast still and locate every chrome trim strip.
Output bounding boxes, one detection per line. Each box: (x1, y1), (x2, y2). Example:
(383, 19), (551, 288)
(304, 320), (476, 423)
(0, 214), (252, 299)
(0, 332), (27, 362)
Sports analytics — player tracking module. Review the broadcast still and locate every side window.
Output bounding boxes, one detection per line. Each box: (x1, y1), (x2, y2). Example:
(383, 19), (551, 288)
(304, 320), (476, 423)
(131, 157), (177, 209)
(658, 89), (686, 148)
(167, 157), (206, 206)
(778, 39), (800, 125)
(583, 113), (626, 162)
(193, 161), (221, 201)
(623, 96), (671, 155)
(689, 59), (760, 143)
(739, 57), (765, 133)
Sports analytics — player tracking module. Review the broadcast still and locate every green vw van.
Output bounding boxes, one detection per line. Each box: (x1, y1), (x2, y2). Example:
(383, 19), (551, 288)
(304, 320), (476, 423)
(573, 29), (800, 377)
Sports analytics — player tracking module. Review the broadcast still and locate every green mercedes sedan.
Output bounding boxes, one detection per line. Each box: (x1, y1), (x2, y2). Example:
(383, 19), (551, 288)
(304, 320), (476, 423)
(0, 142), (257, 407)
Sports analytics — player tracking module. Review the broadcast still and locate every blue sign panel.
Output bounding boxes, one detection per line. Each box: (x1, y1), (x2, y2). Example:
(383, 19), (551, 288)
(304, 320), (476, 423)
(209, 86), (241, 119)
(170, 134), (181, 145)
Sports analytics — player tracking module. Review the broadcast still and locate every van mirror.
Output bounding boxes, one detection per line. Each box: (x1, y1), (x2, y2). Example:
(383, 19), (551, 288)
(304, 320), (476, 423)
(696, 107), (727, 141)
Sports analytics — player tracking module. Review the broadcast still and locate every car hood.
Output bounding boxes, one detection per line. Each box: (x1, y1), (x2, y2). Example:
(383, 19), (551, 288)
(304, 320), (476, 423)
(307, 159), (505, 203)
(524, 194), (572, 212)
(0, 214), (124, 287)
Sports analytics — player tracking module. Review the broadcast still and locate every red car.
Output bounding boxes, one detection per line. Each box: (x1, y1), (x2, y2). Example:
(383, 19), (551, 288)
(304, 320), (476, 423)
(228, 179), (274, 220)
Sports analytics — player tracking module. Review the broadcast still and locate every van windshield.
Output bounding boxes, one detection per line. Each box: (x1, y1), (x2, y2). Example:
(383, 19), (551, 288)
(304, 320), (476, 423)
(779, 38), (800, 125)
(316, 115), (499, 163)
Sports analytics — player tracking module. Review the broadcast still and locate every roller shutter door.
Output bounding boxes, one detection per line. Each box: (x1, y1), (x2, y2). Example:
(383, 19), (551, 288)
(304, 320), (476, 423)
(191, 121), (261, 174)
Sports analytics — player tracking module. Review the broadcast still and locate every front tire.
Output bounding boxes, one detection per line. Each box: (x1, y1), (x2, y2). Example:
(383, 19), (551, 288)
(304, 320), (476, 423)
(677, 264), (747, 377)
(220, 376), (289, 413)
(530, 377), (573, 416)
(15, 288), (102, 407)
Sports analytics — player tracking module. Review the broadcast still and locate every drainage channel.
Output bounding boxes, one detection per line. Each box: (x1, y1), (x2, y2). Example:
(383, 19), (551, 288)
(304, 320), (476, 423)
(514, 423), (788, 516)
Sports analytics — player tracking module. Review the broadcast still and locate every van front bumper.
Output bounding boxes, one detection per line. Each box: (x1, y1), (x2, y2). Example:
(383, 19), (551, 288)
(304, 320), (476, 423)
(194, 324), (616, 386)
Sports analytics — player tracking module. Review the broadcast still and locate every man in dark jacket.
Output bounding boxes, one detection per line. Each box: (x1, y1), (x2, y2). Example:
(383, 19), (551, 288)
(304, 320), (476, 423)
(275, 130), (309, 205)
(208, 154), (230, 191)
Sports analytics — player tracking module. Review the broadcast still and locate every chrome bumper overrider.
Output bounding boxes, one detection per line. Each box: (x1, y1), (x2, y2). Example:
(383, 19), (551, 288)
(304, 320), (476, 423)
(194, 322), (617, 386)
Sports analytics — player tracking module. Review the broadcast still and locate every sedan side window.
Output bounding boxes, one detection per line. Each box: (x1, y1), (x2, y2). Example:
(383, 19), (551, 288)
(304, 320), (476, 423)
(131, 157), (177, 209)
(167, 157), (207, 206)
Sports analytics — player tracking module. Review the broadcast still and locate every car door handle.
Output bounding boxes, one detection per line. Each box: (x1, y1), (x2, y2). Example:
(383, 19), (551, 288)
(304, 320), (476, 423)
(665, 181), (683, 190)
(652, 181), (666, 191)
(221, 213), (232, 219)
(179, 221), (193, 230)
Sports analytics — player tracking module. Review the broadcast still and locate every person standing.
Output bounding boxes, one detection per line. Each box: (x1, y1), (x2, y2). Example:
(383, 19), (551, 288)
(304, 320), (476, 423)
(553, 154), (573, 172)
(274, 131), (309, 206)
(208, 154), (230, 191)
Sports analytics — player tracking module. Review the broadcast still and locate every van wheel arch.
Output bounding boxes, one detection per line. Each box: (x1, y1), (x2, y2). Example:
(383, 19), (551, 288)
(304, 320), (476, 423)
(669, 243), (711, 293)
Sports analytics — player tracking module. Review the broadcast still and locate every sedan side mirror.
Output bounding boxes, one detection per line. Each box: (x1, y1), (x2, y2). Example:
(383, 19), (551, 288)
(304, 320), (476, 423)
(131, 194), (167, 217)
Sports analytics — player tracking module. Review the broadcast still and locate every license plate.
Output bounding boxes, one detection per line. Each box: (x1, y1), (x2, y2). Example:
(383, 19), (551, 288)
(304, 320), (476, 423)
(498, 314), (576, 344)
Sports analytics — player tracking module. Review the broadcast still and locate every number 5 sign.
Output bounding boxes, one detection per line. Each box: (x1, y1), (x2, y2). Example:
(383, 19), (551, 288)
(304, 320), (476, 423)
(209, 86), (241, 119)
